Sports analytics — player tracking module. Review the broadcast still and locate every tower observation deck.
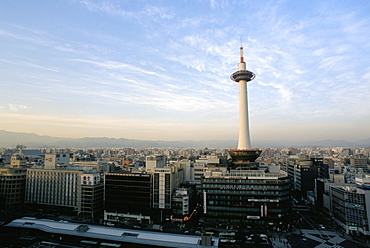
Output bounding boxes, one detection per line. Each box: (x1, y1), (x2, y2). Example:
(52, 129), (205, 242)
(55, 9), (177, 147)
(228, 47), (261, 165)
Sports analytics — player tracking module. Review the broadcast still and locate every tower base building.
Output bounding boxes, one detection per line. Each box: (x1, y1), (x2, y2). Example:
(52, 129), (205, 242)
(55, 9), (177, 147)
(202, 168), (290, 230)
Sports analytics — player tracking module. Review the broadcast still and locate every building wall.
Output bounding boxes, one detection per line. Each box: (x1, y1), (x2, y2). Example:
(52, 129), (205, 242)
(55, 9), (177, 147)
(0, 167), (27, 209)
(10, 155), (27, 167)
(153, 168), (173, 209)
(104, 172), (152, 222)
(350, 158), (368, 171)
(73, 161), (109, 173)
(171, 185), (197, 222)
(80, 173), (104, 219)
(169, 160), (192, 183)
(26, 168), (82, 212)
(44, 153), (70, 169)
(330, 185), (370, 235)
(146, 155), (166, 173)
(152, 165), (185, 223)
(202, 169), (290, 228)
(288, 156), (322, 196)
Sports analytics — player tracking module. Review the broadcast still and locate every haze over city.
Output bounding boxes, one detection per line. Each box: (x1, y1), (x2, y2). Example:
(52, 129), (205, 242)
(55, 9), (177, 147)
(1, 0), (370, 143)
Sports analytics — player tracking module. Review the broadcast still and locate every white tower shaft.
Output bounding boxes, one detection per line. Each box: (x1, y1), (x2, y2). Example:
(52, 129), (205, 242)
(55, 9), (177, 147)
(237, 60), (251, 149)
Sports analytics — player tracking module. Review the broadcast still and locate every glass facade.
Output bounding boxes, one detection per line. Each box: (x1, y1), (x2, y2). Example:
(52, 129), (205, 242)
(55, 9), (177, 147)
(105, 172), (152, 216)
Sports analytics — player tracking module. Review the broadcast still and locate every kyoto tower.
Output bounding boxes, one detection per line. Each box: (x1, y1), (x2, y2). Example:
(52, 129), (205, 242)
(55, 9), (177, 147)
(228, 46), (261, 168)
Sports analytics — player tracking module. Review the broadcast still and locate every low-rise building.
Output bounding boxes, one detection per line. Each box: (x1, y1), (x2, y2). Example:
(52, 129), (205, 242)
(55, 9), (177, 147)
(171, 185), (197, 222)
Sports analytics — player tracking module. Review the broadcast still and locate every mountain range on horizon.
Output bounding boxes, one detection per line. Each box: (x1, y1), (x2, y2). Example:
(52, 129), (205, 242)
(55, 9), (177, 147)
(0, 130), (369, 149)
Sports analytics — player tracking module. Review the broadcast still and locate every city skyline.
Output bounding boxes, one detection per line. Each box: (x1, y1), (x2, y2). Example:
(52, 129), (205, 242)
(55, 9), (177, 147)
(1, 1), (370, 142)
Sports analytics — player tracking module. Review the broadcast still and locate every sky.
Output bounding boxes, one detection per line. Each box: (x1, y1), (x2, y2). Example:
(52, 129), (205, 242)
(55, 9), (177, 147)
(1, 0), (370, 143)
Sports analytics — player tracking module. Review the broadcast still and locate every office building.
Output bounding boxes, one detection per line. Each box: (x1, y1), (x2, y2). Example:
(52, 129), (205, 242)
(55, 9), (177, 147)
(25, 153), (103, 218)
(287, 155), (324, 196)
(350, 158), (368, 172)
(0, 167), (27, 210)
(171, 185), (197, 222)
(104, 171), (152, 224)
(331, 184), (370, 235)
(152, 164), (184, 222)
(26, 167), (102, 218)
(80, 173), (104, 219)
(146, 154), (166, 173)
(202, 169), (290, 229)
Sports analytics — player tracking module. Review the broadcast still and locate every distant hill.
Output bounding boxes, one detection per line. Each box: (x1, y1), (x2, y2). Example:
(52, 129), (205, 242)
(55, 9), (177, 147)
(0, 130), (369, 149)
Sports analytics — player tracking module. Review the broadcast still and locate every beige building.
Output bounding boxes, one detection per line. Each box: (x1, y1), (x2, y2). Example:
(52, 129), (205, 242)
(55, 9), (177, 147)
(146, 154), (166, 173)
(44, 153), (70, 168)
(26, 168), (102, 218)
(26, 168), (82, 211)
(72, 161), (109, 173)
(10, 154), (27, 167)
(146, 155), (185, 222)
(350, 158), (368, 172)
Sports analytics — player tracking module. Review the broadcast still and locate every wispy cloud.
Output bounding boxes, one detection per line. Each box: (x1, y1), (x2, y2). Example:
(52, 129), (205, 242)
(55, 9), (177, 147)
(1, 0), (370, 141)
(79, 0), (174, 20)
(8, 104), (31, 111)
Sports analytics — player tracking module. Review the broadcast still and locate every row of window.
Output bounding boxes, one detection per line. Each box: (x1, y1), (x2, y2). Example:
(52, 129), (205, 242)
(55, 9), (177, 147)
(205, 189), (289, 195)
(205, 208), (288, 217)
(203, 184), (289, 190)
(204, 178), (289, 184)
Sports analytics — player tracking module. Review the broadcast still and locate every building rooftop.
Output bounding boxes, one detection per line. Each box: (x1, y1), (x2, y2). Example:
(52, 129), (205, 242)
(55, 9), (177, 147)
(6, 217), (218, 248)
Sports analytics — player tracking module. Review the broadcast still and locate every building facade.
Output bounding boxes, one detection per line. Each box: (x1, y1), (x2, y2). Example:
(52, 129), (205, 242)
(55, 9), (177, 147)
(10, 154), (27, 167)
(26, 168), (81, 212)
(0, 167), (27, 209)
(80, 173), (104, 219)
(104, 171), (152, 224)
(330, 185), (370, 235)
(350, 158), (368, 172)
(287, 155), (323, 196)
(171, 185), (197, 222)
(44, 153), (70, 168)
(26, 168), (102, 218)
(152, 165), (184, 222)
(202, 169), (290, 229)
